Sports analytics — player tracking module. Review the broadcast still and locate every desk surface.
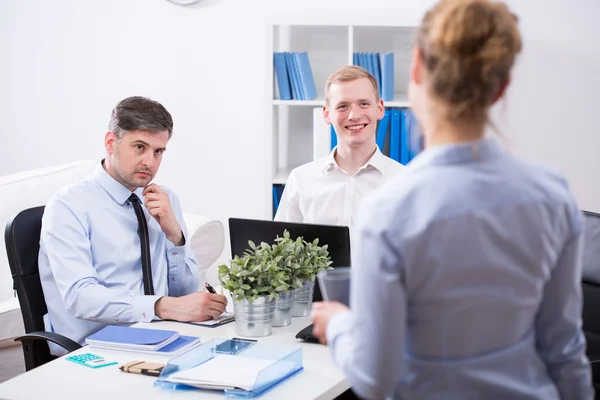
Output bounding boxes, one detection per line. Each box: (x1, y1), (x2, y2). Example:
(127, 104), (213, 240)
(0, 317), (349, 400)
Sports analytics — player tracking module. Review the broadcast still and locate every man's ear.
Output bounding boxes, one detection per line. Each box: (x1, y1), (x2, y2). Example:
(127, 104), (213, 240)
(323, 105), (331, 124)
(105, 131), (117, 155)
(376, 98), (385, 120)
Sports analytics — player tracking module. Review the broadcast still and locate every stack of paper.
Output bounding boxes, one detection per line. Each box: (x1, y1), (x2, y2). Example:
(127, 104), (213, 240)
(189, 312), (235, 327)
(85, 326), (201, 356)
(166, 355), (276, 391)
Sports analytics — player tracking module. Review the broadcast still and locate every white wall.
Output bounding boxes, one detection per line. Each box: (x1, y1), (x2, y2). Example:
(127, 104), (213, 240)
(1, 0), (599, 273)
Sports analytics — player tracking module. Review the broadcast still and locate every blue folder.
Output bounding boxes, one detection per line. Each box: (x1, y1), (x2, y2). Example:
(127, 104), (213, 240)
(372, 53), (382, 96)
(285, 53), (302, 100)
(380, 52), (394, 101)
(155, 336), (201, 355)
(400, 109), (410, 165)
(365, 52), (374, 77)
(295, 52), (317, 100)
(86, 325), (178, 347)
(376, 109), (391, 152)
(273, 52), (292, 100)
(390, 109), (401, 163)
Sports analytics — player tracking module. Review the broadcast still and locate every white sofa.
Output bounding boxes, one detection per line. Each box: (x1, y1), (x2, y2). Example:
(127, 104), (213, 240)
(0, 160), (225, 382)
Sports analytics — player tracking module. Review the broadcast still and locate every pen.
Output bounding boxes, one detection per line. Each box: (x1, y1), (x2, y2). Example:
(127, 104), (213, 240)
(232, 338), (257, 342)
(204, 281), (217, 294)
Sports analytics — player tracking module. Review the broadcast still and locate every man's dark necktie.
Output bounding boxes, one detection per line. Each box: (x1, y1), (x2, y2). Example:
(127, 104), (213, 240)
(129, 194), (154, 295)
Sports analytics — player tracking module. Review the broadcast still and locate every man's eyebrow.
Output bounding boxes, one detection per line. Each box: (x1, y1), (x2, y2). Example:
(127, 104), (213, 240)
(131, 140), (166, 152)
(131, 139), (150, 146)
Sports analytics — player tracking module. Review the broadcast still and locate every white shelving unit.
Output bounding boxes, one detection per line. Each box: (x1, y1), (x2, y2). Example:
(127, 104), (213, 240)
(264, 17), (417, 217)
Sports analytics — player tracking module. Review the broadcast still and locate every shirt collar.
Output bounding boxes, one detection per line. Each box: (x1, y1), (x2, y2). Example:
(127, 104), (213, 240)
(408, 138), (504, 171)
(93, 160), (144, 205)
(321, 146), (388, 175)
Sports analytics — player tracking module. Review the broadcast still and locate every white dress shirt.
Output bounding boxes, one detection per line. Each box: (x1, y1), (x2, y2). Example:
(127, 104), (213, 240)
(39, 163), (201, 350)
(327, 139), (593, 399)
(274, 147), (405, 229)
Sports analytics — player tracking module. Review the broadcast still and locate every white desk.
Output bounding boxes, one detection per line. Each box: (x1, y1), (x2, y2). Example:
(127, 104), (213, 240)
(0, 317), (349, 400)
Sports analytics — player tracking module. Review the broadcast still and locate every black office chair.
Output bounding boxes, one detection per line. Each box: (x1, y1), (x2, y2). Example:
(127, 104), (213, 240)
(581, 210), (600, 395)
(5, 206), (81, 371)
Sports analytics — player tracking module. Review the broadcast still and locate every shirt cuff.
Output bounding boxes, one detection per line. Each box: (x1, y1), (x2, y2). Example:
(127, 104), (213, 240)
(166, 244), (188, 265)
(132, 294), (161, 322)
(327, 310), (353, 344)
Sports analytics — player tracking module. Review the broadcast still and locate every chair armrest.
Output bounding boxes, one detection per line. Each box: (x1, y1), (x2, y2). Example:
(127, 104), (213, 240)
(15, 331), (82, 353)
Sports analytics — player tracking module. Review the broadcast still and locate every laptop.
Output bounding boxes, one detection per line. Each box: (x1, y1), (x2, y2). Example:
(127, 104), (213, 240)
(228, 218), (351, 343)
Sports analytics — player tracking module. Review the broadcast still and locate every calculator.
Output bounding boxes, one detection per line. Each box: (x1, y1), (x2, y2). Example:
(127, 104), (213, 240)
(66, 353), (118, 369)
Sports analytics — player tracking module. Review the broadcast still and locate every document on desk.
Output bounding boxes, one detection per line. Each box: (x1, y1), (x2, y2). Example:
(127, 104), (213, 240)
(167, 355), (274, 390)
(189, 312), (235, 327)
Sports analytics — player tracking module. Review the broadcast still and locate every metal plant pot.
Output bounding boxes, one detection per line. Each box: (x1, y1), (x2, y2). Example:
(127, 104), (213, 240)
(272, 290), (295, 327)
(291, 280), (314, 317)
(232, 296), (276, 337)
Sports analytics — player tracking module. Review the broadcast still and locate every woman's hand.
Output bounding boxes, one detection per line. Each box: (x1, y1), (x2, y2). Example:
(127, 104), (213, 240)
(310, 301), (349, 345)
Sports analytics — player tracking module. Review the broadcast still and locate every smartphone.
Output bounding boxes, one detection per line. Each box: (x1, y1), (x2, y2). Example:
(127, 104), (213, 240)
(215, 339), (256, 355)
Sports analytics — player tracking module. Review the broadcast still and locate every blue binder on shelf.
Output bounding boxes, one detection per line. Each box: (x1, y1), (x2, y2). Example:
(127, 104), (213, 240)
(285, 53), (302, 100)
(272, 184), (285, 217)
(295, 52), (317, 101)
(359, 52), (368, 71)
(380, 52), (394, 102)
(273, 53), (292, 101)
(155, 337), (303, 398)
(376, 109), (391, 152)
(400, 109), (410, 165)
(365, 52), (374, 77)
(390, 109), (401, 163)
(372, 53), (382, 96)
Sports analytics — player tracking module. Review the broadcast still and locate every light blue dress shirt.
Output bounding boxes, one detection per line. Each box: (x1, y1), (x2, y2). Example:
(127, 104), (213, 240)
(39, 163), (201, 349)
(327, 139), (593, 399)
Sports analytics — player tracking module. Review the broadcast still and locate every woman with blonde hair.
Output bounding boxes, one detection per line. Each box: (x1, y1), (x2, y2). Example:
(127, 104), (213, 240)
(311, 0), (594, 398)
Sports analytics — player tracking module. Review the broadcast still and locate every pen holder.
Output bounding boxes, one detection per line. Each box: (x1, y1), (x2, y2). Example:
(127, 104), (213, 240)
(232, 296), (276, 337)
(272, 291), (294, 327)
(291, 280), (314, 317)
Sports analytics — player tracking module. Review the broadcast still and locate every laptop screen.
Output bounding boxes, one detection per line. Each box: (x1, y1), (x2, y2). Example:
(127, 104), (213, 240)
(228, 218), (351, 302)
(583, 211), (600, 284)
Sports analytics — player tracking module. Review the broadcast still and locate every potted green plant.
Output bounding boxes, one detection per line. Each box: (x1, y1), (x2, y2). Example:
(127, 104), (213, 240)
(218, 230), (333, 334)
(274, 233), (333, 317)
(218, 230), (301, 336)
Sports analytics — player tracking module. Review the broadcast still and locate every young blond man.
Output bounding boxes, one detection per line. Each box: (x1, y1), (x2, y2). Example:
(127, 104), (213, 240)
(275, 66), (405, 229)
